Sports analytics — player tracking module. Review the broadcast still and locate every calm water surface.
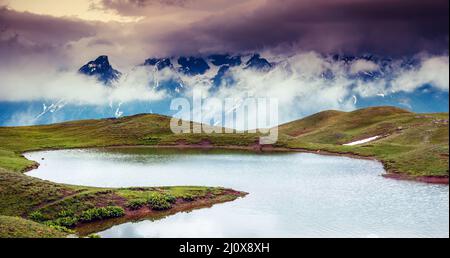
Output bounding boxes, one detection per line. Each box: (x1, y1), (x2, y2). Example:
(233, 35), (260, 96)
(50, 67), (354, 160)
(25, 148), (449, 238)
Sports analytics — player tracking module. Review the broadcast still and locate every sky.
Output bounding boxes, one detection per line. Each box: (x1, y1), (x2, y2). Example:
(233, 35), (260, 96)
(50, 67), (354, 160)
(1, 0), (448, 68)
(0, 0), (449, 126)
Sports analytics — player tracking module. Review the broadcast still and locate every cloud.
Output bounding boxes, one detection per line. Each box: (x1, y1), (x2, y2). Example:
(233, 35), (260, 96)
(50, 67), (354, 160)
(1, 0), (448, 71)
(0, 0), (141, 22)
(98, 0), (253, 16)
(0, 61), (164, 105)
(0, 7), (97, 46)
(154, 0), (449, 56)
(0, 7), (101, 66)
(11, 0), (449, 63)
(350, 60), (379, 74)
(0, 49), (448, 128)
(170, 51), (449, 126)
(392, 55), (449, 92)
(0, 7), (156, 70)
(0, 49), (447, 120)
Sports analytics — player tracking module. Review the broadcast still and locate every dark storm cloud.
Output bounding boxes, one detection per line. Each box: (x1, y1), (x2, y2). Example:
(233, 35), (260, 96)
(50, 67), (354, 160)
(155, 0), (449, 55)
(96, 0), (191, 16)
(102, 0), (190, 8)
(0, 7), (96, 44)
(86, 38), (116, 47)
(0, 7), (99, 64)
(0, 0), (448, 67)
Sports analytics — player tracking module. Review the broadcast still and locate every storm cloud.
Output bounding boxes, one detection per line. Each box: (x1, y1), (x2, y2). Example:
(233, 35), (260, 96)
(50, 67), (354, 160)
(94, 0), (450, 56)
(0, 0), (447, 67)
(0, 7), (100, 66)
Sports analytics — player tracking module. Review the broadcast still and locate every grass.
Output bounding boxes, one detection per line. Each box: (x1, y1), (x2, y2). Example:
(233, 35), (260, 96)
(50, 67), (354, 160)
(0, 115), (248, 237)
(0, 157), (245, 237)
(279, 107), (449, 177)
(16, 186), (242, 236)
(0, 106), (448, 237)
(0, 215), (67, 238)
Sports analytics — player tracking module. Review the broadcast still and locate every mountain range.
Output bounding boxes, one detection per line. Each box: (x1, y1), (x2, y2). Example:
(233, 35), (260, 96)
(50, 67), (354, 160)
(79, 53), (273, 86)
(0, 53), (447, 126)
(78, 53), (422, 88)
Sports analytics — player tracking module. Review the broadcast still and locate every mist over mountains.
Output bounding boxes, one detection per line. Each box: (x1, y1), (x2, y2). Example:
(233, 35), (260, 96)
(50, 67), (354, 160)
(0, 51), (448, 127)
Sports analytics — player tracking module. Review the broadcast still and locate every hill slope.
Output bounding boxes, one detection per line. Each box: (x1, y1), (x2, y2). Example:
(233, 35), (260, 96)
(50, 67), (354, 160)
(0, 106), (448, 237)
(279, 106), (449, 178)
(0, 114), (249, 238)
(0, 106), (448, 177)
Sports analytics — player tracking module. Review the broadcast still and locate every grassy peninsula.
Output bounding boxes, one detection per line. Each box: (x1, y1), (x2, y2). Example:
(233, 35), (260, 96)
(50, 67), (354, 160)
(0, 106), (448, 237)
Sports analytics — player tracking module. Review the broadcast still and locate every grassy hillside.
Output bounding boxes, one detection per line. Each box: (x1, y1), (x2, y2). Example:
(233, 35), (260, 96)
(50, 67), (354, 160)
(0, 114), (249, 238)
(0, 215), (67, 238)
(279, 106), (449, 177)
(0, 106), (448, 237)
(0, 114), (260, 172)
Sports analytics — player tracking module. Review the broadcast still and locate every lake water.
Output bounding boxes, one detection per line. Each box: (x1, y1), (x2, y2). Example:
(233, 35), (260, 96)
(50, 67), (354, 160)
(25, 148), (449, 238)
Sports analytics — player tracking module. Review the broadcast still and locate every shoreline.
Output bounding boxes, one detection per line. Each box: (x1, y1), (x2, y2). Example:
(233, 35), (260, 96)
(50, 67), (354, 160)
(23, 142), (449, 185)
(75, 189), (247, 236)
(382, 173), (449, 185)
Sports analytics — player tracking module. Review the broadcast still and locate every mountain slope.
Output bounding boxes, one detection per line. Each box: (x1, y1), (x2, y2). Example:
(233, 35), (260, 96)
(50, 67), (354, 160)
(0, 113), (248, 238)
(279, 106), (411, 142)
(0, 106), (447, 178)
(279, 107), (448, 178)
(79, 55), (121, 84)
(0, 106), (447, 237)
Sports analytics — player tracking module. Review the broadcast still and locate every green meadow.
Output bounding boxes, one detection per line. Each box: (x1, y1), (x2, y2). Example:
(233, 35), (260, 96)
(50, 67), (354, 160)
(0, 106), (448, 237)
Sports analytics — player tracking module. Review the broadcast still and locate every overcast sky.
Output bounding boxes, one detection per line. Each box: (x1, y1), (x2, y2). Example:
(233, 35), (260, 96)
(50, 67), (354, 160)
(0, 0), (448, 69)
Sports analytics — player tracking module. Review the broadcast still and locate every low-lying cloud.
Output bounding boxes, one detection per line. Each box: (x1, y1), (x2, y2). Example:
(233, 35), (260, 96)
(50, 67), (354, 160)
(391, 56), (449, 93)
(0, 50), (448, 126)
(1, 52), (448, 104)
(0, 63), (164, 105)
(165, 52), (449, 126)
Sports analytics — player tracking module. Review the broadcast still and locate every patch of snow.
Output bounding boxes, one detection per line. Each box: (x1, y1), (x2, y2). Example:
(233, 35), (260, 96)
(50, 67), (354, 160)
(343, 135), (381, 146)
(35, 99), (66, 119)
